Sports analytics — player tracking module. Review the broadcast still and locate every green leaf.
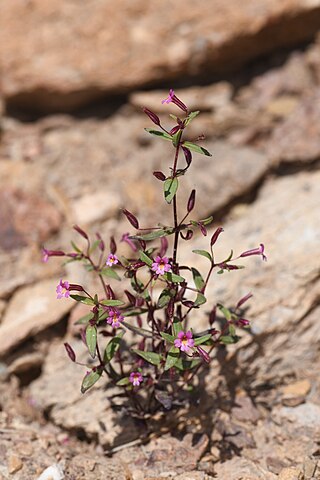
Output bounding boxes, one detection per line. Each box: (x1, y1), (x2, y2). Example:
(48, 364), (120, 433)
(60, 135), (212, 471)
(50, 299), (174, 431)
(130, 227), (175, 241)
(122, 320), (153, 338)
(220, 335), (240, 344)
(100, 267), (121, 281)
(182, 141), (212, 157)
(229, 324), (236, 336)
(104, 330), (125, 363)
(116, 377), (130, 386)
(191, 268), (205, 291)
(200, 216), (214, 226)
(86, 325), (97, 358)
(194, 293), (207, 307)
(164, 346), (180, 371)
(194, 333), (212, 346)
(81, 369), (102, 393)
(164, 177), (178, 204)
(172, 318), (183, 337)
(71, 240), (82, 253)
(132, 350), (162, 366)
(160, 332), (175, 343)
(70, 295), (95, 306)
(163, 272), (185, 283)
(100, 299), (124, 307)
(174, 358), (201, 371)
(172, 130), (182, 147)
(139, 250), (153, 267)
(89, 239), (100, 254)
(145, 128), (173, 141)
(184, 110), (200, 126)
(157, 288), (175, 308)
(222, 250), (234, 263)
(192, 249), (212, 262)
(74, 312), (94, 325)
(218, 304), (232, 321)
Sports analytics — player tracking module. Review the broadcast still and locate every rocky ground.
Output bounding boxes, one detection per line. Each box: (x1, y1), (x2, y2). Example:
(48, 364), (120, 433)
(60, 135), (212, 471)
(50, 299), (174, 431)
(0, 1), (320, 479)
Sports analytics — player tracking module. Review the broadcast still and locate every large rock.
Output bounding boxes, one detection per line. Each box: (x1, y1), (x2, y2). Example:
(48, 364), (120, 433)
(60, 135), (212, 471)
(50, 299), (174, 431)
(2, 0), (320, 112)
(0, 279), (73, 357)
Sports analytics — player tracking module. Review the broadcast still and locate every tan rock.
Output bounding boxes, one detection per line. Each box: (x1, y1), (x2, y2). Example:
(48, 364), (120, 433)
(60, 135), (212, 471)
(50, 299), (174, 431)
(281, 379), (311, 406)
(7, 454), (23, 474)
(2, 1), (320, 112)
(267, 88), (320, 165)
(278, 467), (301, 480)
(71, 190), (121, 225)
(0, 279), (73, 357)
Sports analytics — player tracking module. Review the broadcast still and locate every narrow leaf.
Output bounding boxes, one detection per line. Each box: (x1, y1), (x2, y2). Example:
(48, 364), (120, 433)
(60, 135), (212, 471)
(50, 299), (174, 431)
(122, 320), (153, 338)
(139, 250), (153, 267)
(116, 377), (130, 386)
(132, 349), (162, 366)
(81, 369), (102, 393)
(163, 272), (185, 283)
(145, 128), (173, 141)
(160, 332), (175, 343)
(192, 249), (212, 262)
(182, 141), (212, 157)
(100, 299), (124, 307)
(70, 295), (95, 306)
(218, 304), (232, 321)
(172, 318), (183, 337)
(194, 333), (212, 346)
(220, 335), (240, 344)
(100, 267), (121, 281)
(164, 346), (180, 371)
(74, 312), (94, 325)
(130, 227), (175, 241)
(184, 110), (200, 126)
(194, 293), (207, 306)
(86, 325), (97, 358)
(164, 177), (179, 204)
(191, 268), (205, 291)
(104, 330), (125, 363)
(174, 358), (201, 371)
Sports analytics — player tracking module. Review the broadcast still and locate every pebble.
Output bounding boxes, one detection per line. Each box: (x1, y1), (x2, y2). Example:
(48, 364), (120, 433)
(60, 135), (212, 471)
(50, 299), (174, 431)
(278, 466), (301, 480)
(36, 463), (64, 480)
(7, 454), (23, 474)
(281, 379), (311, 407)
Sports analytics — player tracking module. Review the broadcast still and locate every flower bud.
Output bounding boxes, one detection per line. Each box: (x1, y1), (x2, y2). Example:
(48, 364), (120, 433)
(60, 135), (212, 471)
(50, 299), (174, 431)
(125, 290), (136, 306)
(68, 283), (84, 292)
(180, 229), (193, 240)
(197, 346), (210, 363)
(96, 232), (105, 252)
(236, 292), (253, 309)
(110, 236), (117, 254)
(73, 225), (88, 240)
(239, 243), (267, 261)
(182, 146), (192, 167)
(123, 209), (139, 229)
(64, 342), (76, 362)
(210, 227), (224, 246)
(142, 107), (161, 126)
(187, 189), (196, 213)
(153, 171), (166, 181)
(106, 284), (115, 299)
(169, 125), (181, 135)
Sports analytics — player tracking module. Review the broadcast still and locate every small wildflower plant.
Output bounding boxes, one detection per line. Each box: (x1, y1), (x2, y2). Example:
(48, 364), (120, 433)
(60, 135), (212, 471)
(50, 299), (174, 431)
(43, 90), (266, 416)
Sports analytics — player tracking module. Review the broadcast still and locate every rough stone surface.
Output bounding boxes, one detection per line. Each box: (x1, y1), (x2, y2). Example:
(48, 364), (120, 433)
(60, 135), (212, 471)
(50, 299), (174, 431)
(0, 279), (73, 357)
(2, 0), (320, 111)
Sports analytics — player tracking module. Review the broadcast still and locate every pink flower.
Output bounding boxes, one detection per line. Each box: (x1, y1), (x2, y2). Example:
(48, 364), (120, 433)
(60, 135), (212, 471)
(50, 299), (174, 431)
(107, 309), (124, 328)
(129, 371), (143, 387)
(152, 256), (172, 275)
(42, 248), (65, 263)
(239, 243), (267, 262)
(161, 89), (188, 112)
(106, 253), (119, 267)
(174, 330), (195, 353)
(56, 280), (70, 299)
(161, 89), (175, 104)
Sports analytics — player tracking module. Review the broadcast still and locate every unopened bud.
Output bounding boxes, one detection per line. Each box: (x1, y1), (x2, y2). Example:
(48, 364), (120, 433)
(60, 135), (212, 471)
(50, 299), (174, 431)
(106, 284), (116, 299)
(210, 227), (224, 246)
(182, 146), (192, 167)
(153, 171), (166, 181)
(197, 346), (210, 363)
(96, 232), (105, 252)
(64, 342), (76, 362)
(110, 236), (117, 254)
(187, 189), (196, 213)
(142, 107), (161, 126)
(236, 292), (253, 309)
(123, 209), (139, 229)
(73, 225), (88, 240)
